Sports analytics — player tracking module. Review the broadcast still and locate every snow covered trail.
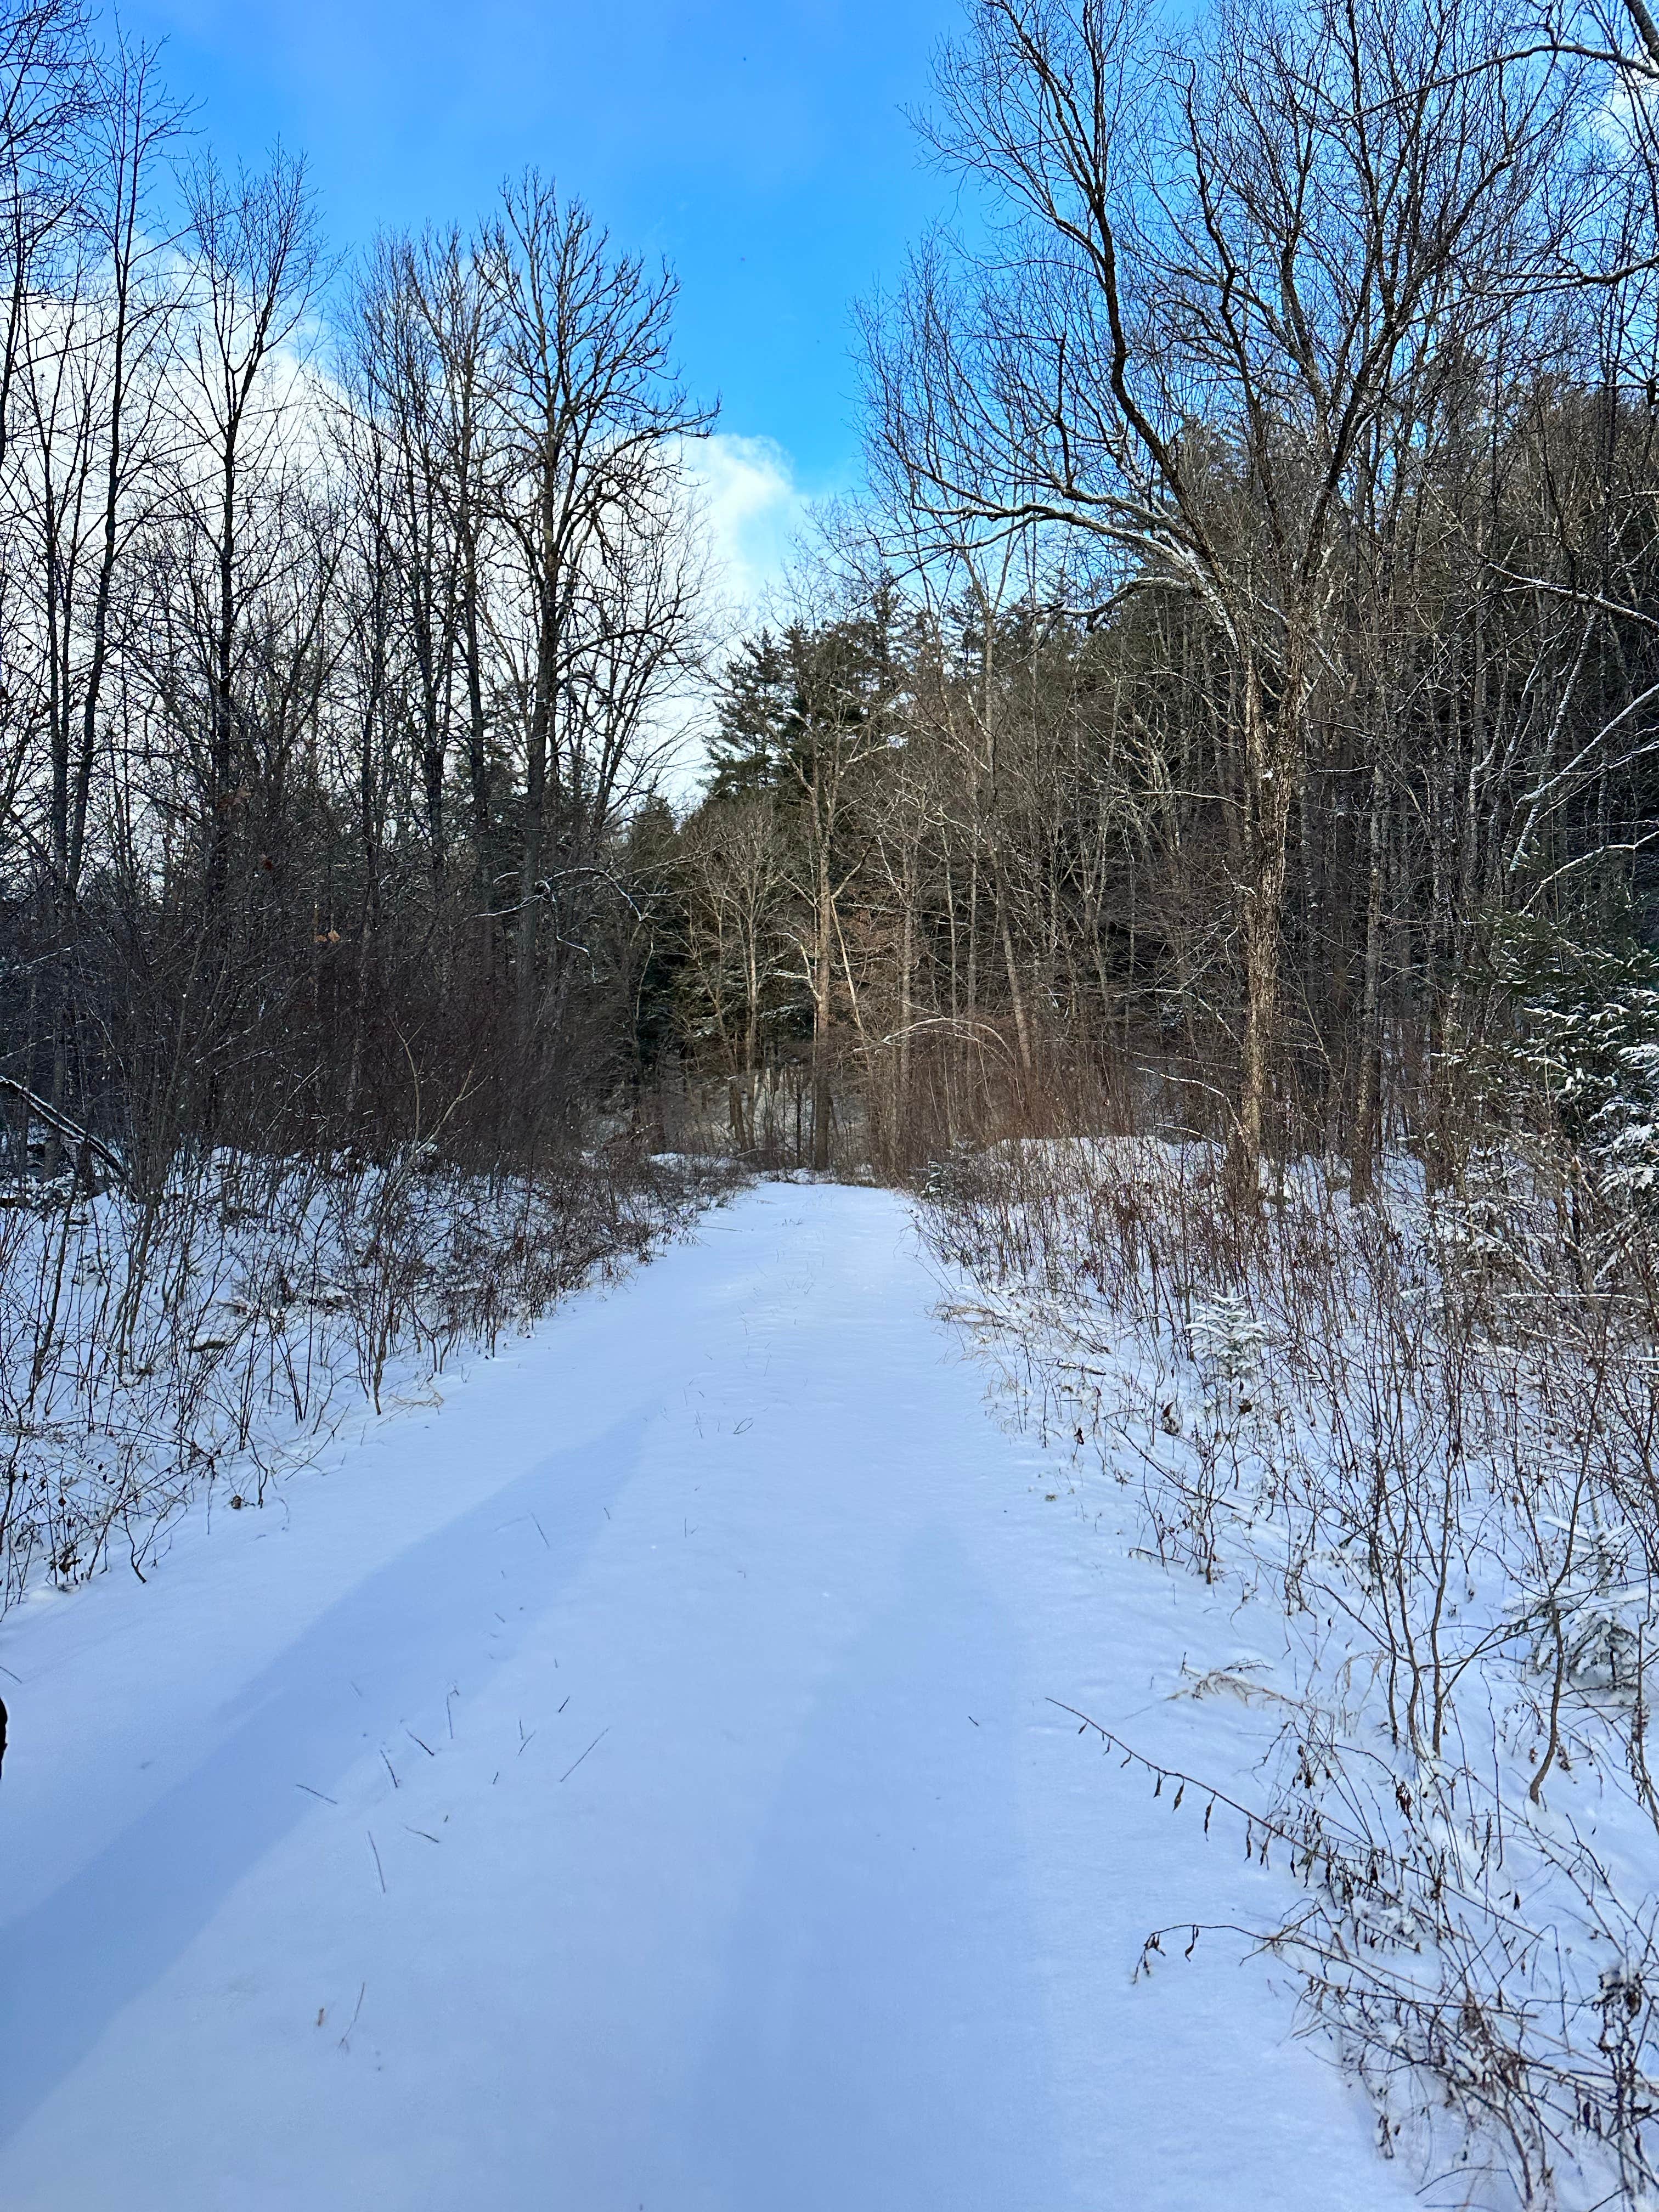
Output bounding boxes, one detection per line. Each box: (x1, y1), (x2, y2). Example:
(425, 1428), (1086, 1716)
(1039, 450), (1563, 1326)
(1, 1185), (1412, 2211)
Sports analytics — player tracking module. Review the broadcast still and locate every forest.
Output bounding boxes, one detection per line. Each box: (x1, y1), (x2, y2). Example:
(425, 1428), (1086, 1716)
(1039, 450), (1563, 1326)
(0, 0), (1654, 1195)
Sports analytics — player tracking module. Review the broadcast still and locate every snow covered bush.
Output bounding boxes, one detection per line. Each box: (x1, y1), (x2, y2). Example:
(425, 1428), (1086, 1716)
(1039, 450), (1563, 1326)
(1486, 915), (1659, 1209)
(1186, 1293), (1268, 1395)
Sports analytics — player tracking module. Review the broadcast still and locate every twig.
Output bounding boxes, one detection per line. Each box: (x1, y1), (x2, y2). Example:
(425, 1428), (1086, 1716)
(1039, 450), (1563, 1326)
(560, 1727), (609, 1784)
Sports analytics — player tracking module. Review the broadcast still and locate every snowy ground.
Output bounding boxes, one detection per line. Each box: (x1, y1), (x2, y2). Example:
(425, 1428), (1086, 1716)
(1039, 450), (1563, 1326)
(0, 1184), (1413, 2210)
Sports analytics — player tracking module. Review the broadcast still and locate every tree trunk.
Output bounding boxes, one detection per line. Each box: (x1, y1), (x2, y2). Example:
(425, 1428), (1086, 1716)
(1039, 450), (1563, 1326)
(1350, 754), (1388, 1200)
(811, 844), (833, 1172)
(1234, 657), (1296, 1195)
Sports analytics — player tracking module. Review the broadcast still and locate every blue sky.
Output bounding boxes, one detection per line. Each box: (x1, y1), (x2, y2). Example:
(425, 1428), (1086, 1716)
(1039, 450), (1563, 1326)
(117, 0), (963, 565)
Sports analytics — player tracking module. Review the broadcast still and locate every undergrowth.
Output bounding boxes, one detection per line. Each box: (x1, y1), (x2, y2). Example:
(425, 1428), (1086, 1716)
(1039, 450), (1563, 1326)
(919, 1130), (1659, 2209)
(0, 1144), (738, 1612)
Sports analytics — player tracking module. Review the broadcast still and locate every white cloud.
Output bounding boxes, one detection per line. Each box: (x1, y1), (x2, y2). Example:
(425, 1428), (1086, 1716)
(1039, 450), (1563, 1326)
(642, 434), (811, 806)
(687, 430), (809, 627)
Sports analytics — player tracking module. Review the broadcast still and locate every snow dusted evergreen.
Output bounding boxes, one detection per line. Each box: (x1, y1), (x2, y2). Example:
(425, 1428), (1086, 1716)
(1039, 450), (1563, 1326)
(1494, 916), (1659, 1205)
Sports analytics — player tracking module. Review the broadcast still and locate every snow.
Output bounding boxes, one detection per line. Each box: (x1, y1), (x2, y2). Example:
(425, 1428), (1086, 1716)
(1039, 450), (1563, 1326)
(0, 1183), (1413, 2210)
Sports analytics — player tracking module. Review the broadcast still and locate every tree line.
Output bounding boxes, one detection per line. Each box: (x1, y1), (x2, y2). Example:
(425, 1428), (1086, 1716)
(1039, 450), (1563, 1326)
(7, 0), (1659, 1194)
(0, 0), (707, 1187)
(667, 0), (1659, 1193)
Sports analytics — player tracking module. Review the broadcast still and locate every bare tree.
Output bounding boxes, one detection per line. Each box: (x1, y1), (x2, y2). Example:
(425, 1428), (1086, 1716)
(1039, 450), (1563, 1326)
(866, 0), (1586, 1184)
(482, 173), (712, 1122)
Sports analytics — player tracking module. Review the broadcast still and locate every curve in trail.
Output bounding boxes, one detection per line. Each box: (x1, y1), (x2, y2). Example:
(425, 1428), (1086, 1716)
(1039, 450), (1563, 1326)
(0, 1185), (1414, 2212)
